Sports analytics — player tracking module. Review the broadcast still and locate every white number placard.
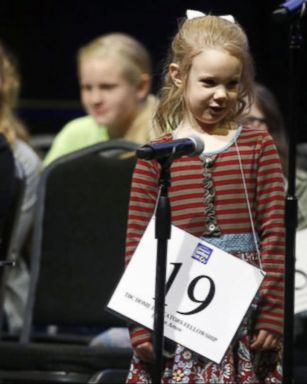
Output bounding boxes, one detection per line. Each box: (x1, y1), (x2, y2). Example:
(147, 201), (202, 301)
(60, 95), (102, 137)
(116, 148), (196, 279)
(108, 217), (265, 364)
(295, 228), (307, 314)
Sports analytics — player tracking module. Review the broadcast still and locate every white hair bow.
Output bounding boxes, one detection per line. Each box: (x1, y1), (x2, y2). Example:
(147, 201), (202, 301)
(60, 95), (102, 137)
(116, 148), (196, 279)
(186, 9), (235, 23)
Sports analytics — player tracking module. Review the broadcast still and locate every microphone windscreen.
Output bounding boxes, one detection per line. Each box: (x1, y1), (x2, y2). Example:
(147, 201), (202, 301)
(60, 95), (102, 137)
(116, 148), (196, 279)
(188, 135), (205, 156)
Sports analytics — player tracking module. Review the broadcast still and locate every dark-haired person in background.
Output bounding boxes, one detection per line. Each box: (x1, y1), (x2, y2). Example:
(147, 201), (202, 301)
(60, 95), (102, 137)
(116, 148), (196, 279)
(0, 40), (42, 333)
(243, 82), (307, 341)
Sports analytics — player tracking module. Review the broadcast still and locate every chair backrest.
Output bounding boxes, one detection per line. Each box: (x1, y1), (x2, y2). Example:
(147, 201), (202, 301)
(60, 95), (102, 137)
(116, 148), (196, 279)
(0, 177), (26, 262)
(0, 136), (26, 334)
(0, 135), (19, 260)
(21, 140), (139, 342)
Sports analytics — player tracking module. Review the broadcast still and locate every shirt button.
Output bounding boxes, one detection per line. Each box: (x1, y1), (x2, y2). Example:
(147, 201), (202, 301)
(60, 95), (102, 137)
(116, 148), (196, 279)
(208, 223), (216, 231)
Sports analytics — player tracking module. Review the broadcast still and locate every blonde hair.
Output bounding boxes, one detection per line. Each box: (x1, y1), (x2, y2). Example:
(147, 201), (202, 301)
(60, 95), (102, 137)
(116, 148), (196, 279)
(155, 15), (255, 132)
(0, 41), (30, 145)
(77, 33), (152, 86)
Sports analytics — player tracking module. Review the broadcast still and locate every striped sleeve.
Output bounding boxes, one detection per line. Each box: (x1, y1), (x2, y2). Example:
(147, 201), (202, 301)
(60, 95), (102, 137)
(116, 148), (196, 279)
(125, 158), (159, 347)
(254, 133), (285, 335)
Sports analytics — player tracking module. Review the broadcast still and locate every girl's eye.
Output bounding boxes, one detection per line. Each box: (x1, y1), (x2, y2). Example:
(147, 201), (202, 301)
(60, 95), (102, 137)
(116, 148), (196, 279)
(228, 80), (239, 89)
(81, 85), (92, 91)
(99, 84), (117, 91)
(202, 79), (215, 87)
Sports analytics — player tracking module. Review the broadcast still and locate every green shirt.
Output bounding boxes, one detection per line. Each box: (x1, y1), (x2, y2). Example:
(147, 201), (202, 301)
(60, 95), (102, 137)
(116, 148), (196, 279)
(43, 116), (109, 166)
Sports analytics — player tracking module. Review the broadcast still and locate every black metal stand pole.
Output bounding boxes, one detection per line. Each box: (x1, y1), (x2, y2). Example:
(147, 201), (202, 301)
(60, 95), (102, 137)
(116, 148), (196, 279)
(281, 12), (304, 384)
(152, 158), (172, 384)
(272, 4), (306, 382)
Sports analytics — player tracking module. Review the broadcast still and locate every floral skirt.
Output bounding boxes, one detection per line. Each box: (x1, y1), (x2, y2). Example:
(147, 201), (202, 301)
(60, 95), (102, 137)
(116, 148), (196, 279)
(126, 250), (282, 383)
(126, 330), (282, 383)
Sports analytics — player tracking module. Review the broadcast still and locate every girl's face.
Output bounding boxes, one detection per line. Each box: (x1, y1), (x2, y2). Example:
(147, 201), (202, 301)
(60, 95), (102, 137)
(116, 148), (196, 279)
(178, 48), (242, 131)
(79, 56), (145, 137)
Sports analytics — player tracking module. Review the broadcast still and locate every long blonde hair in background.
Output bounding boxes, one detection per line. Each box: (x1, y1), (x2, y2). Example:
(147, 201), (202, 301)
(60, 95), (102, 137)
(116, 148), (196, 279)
(0, 41), (30, 145)
(77, 33), (152, 87)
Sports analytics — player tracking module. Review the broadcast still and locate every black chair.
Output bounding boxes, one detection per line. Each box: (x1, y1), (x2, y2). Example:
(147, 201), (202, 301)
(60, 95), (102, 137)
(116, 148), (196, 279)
(0, 140), (138, 383)
(0, 133), (20, 261)
(0, 135), (26, 334)
(88, 368), (129, 383)
(0, 174), (26, 335)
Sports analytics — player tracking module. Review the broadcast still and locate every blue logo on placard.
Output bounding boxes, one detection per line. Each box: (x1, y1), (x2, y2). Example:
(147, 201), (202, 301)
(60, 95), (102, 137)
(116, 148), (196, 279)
(192, 243), (213, 265)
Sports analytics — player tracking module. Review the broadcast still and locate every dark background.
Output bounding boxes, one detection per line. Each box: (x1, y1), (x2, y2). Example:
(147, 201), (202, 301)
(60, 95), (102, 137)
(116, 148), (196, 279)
(0, 0), (306, 142)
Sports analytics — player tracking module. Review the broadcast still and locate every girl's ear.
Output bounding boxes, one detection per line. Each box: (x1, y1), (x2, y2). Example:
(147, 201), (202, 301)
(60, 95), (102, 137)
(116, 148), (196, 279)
(169, 63), (182, 87)
(136, 73), (151, 101)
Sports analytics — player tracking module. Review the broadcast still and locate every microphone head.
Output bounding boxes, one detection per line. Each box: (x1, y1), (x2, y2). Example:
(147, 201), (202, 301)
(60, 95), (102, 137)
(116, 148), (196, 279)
(188, 135), (205, 156)
(136, 134), (205, 160)
(136, 145), (153, 159)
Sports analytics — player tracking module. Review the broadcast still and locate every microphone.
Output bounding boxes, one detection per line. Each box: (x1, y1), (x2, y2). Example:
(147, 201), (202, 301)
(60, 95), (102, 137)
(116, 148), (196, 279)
(273, 0), (306, 22)
(136, 135), (204, 160)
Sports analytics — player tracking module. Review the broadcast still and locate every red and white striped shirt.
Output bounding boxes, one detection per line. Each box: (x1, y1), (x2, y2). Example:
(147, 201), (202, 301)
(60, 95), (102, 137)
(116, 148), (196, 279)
(125, 126), (285, 348)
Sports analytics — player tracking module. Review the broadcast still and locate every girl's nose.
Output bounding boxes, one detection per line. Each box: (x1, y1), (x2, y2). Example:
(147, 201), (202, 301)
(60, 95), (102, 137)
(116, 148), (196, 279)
(213, 85), (227, 100)
(89, 89), (103, 104)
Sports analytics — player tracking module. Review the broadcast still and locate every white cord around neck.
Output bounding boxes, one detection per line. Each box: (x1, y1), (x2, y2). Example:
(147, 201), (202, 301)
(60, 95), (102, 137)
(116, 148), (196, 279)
(235, 141), (263, 270)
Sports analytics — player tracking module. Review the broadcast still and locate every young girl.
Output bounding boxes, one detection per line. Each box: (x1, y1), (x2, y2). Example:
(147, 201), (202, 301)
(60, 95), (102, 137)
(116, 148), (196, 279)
(44, 33), (158, 166)
(125, 12), (285, 384)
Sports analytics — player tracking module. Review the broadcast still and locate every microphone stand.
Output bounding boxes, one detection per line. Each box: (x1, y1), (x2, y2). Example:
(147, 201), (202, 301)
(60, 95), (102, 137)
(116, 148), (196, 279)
(283, 16), (303, 383)
(152, 156), (172, 384)
(135, 138), (203, 383)
(273, 4), (305, 383)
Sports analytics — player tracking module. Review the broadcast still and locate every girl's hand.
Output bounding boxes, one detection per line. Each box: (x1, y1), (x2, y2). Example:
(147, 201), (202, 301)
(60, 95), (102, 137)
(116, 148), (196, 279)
(134, 341), (154, 363)
(250, 329), (280, 350)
